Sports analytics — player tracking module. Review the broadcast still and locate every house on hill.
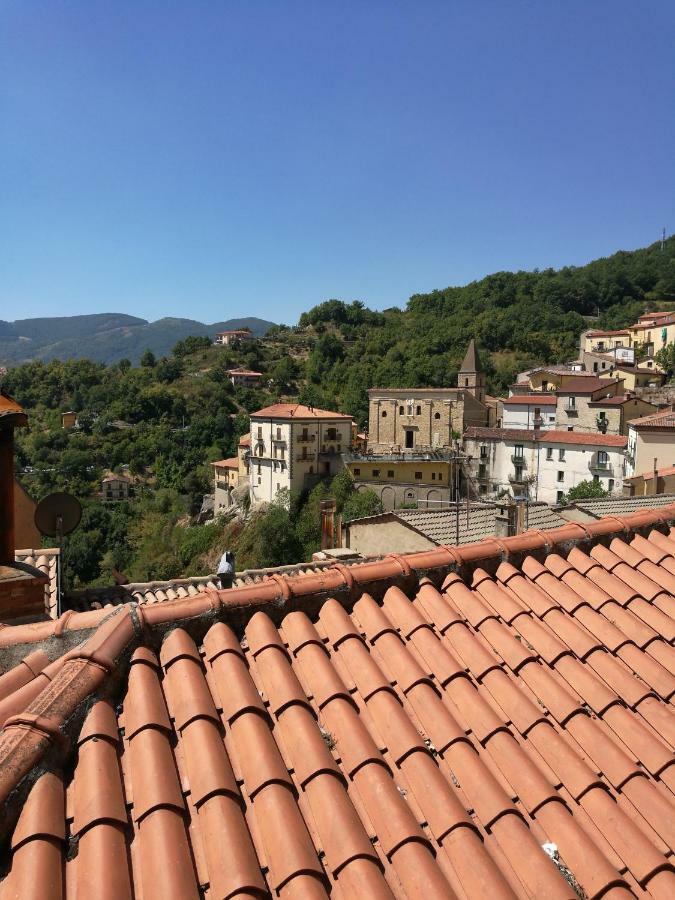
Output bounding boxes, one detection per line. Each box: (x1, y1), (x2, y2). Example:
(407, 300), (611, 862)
(214, 328), (254, 346)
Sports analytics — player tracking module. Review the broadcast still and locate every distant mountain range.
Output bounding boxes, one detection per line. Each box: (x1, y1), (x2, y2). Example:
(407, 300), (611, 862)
(0, 314), (276, 366)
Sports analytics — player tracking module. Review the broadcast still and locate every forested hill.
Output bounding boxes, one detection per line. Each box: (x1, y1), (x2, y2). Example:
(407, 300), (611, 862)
(0, 313), (275, 366)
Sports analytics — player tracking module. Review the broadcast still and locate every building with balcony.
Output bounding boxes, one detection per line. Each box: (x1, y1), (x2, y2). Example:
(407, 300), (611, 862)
(464, 427), (627, 504)
(248, 403), (353, 504)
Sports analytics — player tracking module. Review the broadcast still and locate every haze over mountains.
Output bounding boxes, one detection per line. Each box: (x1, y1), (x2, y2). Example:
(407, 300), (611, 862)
(0, 314), (275, 366)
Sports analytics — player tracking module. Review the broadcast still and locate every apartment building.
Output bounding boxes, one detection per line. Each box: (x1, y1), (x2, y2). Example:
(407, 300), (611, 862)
(464, 427), (627, 504)
(625, 408), (675, 479)
(501, 394), (556, 429)
(249, 403), (352, 504)
(344, 454), (456, 510)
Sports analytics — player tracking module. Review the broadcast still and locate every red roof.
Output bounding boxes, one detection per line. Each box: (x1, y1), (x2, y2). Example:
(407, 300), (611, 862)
(502, 394), (557, 406)
(251, 403), (352, 420)
(466, 426), (627, 447)
(1, 507), (675, 896)
(586, 329), (631, 337)
(238, 434), (251, 446)
(630, 409), (675, 429)
(555, 377), (623, 394)
(211, 457), (239, 468)
(0, 392), (27, 427)
(633, 465), (675, 482)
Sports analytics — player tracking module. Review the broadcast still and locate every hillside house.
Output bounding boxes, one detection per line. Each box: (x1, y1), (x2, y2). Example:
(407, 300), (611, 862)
(214, 329), (254, 347)
(227, 368), (263, 387)
(61, 411), (78, 429)
(212, 458), (240, 510)
(101, 472), (131, 502)
(501, 394), (557, 430)
(249, 403), (352, 504)
(464, 427), (627, 503)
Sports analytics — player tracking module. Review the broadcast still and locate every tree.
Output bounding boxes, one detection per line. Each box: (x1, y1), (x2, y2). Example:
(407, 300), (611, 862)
(140, 349), (156, 367)
(342, 489), (383, 522)
(655, 344), (675, 380)
(561, 480), (609, 505)
(173, 335), (211, 357)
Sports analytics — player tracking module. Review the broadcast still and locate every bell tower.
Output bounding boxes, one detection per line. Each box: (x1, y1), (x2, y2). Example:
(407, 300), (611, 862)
(458, 339), (485, 404)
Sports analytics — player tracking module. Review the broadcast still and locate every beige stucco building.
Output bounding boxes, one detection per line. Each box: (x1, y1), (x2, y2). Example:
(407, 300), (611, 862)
(249, 404), (352, 504)
(625, 409), (675, 480)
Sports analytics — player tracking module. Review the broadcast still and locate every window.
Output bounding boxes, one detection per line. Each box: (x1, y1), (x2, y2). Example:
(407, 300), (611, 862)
(514, 444), (524, 458)
(257, 477), (261, 485)
(598, 412), (606, 421)
(438, 472), (443, 480)
(557, 490), (564, 502)
(415, 471), (422, 479)
(546, 448), (553, 460)
(465, 378), (469, 387)
(480, 445), (488, 458)
(276, 427), (281, 440)
(381, 410), (387, 418)
(567, 426), (574, 432)
(557, 471), (564, 482)
(416, 405), (421, 415)
(399, 405), (404, 414)
(568, 396), (576, 409)
(387, 469), (394, 478)
(558, 449), (565, 461)
(480, 484), (487, 495)
(534, 408), (541, 418)
(257, 427), (262, 439)
(432, 473), (436, 480)
(257, 465), (261, 475)
(434, 412), (441, 419)
(593, 362), (598, 372)
(372, 469), (380, 477)
(337, 444), (341, 452)
(353, 468), (360, 476)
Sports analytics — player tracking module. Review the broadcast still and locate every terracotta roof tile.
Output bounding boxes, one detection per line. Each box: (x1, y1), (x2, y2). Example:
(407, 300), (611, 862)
(251, 402), (352, 420)
(1, 506), (675, 896)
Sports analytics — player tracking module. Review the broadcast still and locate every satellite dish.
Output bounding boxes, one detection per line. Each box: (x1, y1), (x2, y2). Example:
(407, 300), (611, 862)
(35, 492), (82, 538)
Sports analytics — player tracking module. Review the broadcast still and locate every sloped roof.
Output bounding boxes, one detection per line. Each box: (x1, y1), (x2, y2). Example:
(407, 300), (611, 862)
(564, 494), (675, 518)
(251, 403), (352, 420)
(395, 503), (567, 545)
(1, 508), (675, 897)
(13, 548), (59, 619)
(502, 394), (557, 406)
(630, 409), (675, 429)
(459, 339), (482, 373)
(212, 457), (239, 468)
(0, 392), (27, 428)
(465, 426), (627, 448)
(555, 377), (623, 394)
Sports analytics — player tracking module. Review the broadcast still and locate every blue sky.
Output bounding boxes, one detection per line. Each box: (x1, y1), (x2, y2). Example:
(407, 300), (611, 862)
(2, 1), (674, 325)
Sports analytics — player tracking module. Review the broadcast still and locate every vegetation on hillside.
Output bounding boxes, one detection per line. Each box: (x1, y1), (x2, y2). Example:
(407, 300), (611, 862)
(6, 235), (674, 585)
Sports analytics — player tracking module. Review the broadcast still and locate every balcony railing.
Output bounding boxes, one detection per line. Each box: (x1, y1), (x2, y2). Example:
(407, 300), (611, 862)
(296, 434), (316, 443)
(509, 471), (526, 484)
(564, 404), (578, 414)
(589, 461), (614, 474)
(296, 454), (316, 463)
(510, 454), (526, 465)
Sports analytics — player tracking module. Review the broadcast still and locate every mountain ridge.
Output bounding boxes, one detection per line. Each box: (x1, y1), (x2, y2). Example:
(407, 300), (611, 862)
(0, 313), (275, 366)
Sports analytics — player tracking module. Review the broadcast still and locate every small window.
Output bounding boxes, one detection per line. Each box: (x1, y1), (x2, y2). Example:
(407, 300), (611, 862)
(353, 468), (360, 476)
(372, 469), (380, 477)
(609, 478), (614, 491)
(438, 472), (443, 480)
(514, 444), (524, 458)
(546, 448), (553, 460)
(479, 484), (487, 494)
(276, 427), (281, 440)
(399, 405), (404, 414)
(567, 426), (574, 432)
(534, 408), (541, 417)
(559, 449), (565, 461)
(557, 471), (564, 482)
(465, 378), (469, 386)
(257, 477), (261, 485)
(415, 471), (422, 480)
(381, 410), (387, 418)
(416, 405), (421, 415)
(434, 412), (441, 419)
(556, 490), (564, 502)
(432, 473), (436, 480)
(387, 469), (394, 478)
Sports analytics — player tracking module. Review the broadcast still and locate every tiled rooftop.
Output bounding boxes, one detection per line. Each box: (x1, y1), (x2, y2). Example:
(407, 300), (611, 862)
(502, 395), (557, 406)
(561, 494), (675, 520)
(630, 409), (675, 429)
(395, 503), (568, 546)
(251, 403), (352, 420)
(13, 548), (60, 619)
(1, 507), (675, 897)
(466, 427), (628, 448)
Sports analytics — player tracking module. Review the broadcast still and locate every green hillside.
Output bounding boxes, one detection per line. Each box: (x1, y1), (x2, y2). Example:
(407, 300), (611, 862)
(0, 314), (275, 366)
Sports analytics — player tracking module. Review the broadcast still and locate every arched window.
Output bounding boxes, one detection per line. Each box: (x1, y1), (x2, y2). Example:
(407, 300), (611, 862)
(434, 412), (441, 420)
(381, 410), (387, 418)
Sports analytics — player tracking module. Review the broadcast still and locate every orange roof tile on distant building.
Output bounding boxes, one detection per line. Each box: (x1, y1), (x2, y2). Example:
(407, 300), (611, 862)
(466, 426), (628, 447)
(555, 377), (623, 394)
(211, 457), (239, 468)
(251, 402), (352, 419)
(0, 392), (27, 428)
(238, 433), (251, 446)
(502, 394), (557, 406)
(630, 408), (675, 429)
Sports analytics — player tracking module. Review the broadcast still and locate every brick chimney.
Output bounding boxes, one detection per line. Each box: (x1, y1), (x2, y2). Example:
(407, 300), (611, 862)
(0, 392), (49, 623)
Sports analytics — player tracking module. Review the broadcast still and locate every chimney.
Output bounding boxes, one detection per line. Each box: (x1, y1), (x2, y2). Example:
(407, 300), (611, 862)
(320, 498), (336, 549)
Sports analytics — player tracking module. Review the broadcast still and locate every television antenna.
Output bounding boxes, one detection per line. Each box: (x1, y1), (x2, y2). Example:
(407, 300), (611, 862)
(34, 492), (82, 615)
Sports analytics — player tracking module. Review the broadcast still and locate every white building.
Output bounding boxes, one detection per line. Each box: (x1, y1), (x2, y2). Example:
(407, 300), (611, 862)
(214, 329), (254, 346)
(625, 409), (675, 479)
(501, 394), (556, 430)
(464, 427), (627, 504)
(249, 403), (353, 504)
(227, 368), (263, 387)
